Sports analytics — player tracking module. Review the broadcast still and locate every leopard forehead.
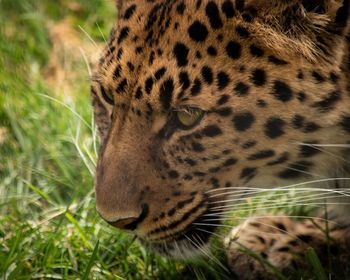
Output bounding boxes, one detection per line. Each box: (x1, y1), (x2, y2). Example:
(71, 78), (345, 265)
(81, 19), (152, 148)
(94, 0), (349, 148)
(92, 0), (350, 255)
(96, 0), (348, 110)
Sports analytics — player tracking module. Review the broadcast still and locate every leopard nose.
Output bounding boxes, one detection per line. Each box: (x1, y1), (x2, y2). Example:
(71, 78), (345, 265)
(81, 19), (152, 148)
(107, 217), (140, 230)
(102, 204), (149, 231)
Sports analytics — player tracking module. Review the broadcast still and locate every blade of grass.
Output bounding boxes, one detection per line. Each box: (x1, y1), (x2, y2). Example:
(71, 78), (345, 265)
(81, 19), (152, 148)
(305, 248), (328, 280)
(82, 240), (99, 280)
(38, 94), (92, 131)
(2, 229), (23, 274)
(64, 211), (92, 249)
(22, 180), (53, 205)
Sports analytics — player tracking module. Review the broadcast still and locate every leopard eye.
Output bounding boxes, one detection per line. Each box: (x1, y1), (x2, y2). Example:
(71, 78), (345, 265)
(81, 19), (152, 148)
(176, 107), (204, 129)
(100, 85), (114, 105)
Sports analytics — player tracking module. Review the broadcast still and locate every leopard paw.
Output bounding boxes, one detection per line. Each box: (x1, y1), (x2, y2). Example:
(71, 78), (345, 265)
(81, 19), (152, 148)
(224, 215), (350, 279)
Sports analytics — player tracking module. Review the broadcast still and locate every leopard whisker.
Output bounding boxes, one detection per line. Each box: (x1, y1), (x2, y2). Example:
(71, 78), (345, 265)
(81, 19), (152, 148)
(96, 22), (108, 46)
(193, 233), (228, 270)
(205, 178), (350, 194)
(211, 194), (350, 210)
(209, 196), (252, 205)
(38, 94), (93, 131)
(293, 142), (349, 163)
(173, 240), (183, 259)
(209, 190), (350, 206)
(185, 234), (228, 272)
(72, 128), (96, 175)
(220, 203), (350, 218)
(193, 222), (235, 229)
(200, 215), (340, 226)
(208, 189), (264, 199)
(281, 165), (324, 178)
(78, 25), (100, 49)
(208, 188), (350, 202)
(233, 221), (301, 240)
(208, 200), (347, 215)
(91, 117), (99, 158)
(207, 187), (350, 201)
(164, 240), (170, 257)
(79, 47), (93, 80)
(293, 142), (350, 148)
(195, 227), (226, 239)
(210, 201), (350, 213)
(196, 220), (299, 241)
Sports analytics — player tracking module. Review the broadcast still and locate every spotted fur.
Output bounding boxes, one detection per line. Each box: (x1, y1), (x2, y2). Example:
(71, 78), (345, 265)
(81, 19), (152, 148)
(91, 0), (350, 277)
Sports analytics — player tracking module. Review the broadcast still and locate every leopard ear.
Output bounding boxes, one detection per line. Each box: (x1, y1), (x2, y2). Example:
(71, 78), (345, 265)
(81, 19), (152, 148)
(241, 0), (350, 62)
(241, 0), (350, 34)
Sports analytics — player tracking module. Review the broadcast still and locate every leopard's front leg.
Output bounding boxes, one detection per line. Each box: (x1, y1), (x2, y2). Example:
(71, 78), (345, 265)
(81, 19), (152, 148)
(224, 215), (350, 279)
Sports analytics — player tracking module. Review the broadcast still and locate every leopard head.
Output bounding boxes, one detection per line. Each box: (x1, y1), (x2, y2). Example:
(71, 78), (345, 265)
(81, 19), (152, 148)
(92, 0), (350, 258)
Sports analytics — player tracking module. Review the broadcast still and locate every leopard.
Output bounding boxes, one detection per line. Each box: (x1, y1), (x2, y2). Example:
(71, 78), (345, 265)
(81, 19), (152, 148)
(91, 0), (350, 278)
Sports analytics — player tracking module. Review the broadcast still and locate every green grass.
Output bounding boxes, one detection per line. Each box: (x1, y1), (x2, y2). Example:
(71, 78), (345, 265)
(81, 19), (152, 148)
(0, 0), (344, 279)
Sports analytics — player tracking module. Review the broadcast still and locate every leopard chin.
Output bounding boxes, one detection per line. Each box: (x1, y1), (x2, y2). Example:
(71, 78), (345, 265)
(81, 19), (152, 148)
(141, 210), (221, 259)
(143, 238), (209, 260)
(141, 225), (215, 259)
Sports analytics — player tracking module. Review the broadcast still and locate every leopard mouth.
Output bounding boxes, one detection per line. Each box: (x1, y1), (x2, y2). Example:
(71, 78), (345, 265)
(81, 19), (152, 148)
(140, 209), (221, 259)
